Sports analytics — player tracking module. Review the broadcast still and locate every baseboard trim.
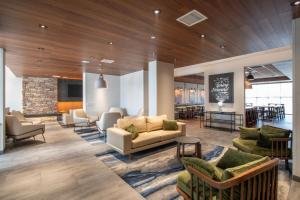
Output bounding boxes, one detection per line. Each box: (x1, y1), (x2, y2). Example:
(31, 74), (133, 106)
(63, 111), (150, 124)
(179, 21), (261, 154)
(293, 175), (300, 182)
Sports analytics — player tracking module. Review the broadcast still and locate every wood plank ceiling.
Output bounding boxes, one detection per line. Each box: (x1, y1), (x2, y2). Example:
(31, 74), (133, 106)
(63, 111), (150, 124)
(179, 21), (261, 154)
(0, 0), (293, 78)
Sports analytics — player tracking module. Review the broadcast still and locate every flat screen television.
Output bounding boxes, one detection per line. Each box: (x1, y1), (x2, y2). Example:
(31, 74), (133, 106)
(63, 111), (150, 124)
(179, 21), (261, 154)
(68, 84), (82, 98)
(58, 79), (83, 101)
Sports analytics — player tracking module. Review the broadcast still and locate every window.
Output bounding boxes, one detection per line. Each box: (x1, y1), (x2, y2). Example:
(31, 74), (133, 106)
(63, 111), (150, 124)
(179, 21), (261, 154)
(245, 82), (293, 114)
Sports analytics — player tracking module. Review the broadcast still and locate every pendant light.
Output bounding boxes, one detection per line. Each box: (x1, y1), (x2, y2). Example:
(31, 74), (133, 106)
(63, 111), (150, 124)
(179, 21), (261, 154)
(95, 73), (107, 88)
(247, 71), (254, 80)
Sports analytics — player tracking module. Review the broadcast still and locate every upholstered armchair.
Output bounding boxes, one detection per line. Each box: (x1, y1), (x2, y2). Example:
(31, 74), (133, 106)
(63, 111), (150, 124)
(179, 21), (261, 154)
(61, 109), (75, 125)
(5, 115), (46, 142)
(177, 149), (279, 200)
(137, 108), (145, 117)
(109, 107), (128, 118)
(11, 110), (42, 125)
(96, 112), (121, 140)
(122, 108), (144, 119)
(72, 109), (98, 128)
(233, 125), (292, 169)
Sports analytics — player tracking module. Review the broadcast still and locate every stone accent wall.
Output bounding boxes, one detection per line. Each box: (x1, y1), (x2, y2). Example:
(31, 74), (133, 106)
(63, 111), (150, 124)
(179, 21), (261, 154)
(23, 77), (58, 115)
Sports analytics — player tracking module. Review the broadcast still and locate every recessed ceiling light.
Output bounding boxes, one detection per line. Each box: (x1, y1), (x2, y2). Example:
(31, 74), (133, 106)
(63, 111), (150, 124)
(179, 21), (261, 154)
(52, 75), (60, 78)
(81, 60), (90, 64)
(153, 9), (161, 14)
(100, 59), (115, 64)
(39, 24), (48, 29)
(292, 1), (300, 6)
(200, 34), (206, 38)
(220, 45), (225, 49)
(108, 42), (113, 45)
(150, 35), (156, 39)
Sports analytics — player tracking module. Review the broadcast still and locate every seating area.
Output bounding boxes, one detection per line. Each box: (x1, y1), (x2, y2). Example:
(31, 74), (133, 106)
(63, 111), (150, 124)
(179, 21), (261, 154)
(175, 105), (205, 120)
(1, 1), (300, 200)
(107, 115), (186, 157)
(5, 111), (45, 142)
(246, 104), (286, 127)
(233, 126), (292, 169)
(177, 149), (279, 200)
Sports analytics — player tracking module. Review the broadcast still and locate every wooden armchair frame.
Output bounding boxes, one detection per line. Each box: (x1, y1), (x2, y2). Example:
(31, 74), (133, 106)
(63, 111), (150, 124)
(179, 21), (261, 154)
(270, 137), (290, 169)
(177, 159), (279, 200)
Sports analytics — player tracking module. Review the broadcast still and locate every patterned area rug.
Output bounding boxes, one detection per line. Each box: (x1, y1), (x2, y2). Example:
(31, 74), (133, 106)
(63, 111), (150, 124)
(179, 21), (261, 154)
(75, 128), (226, 200)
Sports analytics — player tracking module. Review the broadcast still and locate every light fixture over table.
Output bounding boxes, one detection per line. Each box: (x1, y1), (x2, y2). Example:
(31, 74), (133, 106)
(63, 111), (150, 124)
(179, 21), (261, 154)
(247, 71), (255, 80)
(95, 73), (107, 89)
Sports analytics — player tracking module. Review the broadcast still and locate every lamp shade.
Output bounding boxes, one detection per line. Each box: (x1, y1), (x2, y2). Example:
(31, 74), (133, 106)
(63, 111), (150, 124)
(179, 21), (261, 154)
(247, 72), (254, 80)
(95, 74), (107, 88)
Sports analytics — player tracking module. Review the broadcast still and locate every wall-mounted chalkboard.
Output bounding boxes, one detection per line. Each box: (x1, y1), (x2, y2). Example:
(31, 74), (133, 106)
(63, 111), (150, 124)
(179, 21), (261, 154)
(209, 72), (234, 103)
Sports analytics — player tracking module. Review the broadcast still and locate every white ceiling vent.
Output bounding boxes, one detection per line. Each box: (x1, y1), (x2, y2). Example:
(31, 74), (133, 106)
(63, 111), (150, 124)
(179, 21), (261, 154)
(176, 10), (207, 27)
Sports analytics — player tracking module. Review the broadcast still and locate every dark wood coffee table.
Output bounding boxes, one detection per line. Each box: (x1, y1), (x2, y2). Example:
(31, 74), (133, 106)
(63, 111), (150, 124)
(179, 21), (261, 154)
(175, 136), (202, 160)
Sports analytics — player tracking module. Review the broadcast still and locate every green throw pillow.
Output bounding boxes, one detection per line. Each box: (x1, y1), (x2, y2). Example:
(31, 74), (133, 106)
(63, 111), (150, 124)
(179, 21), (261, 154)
(257, 125), (291, 148)
(222, 156), (270, 180)
(216, 148), (263, 169)
(163, 120), (178, 130)
(239, 127), (259, 140)
(181, 157), (222, 181)
(125, 124), (139, 140)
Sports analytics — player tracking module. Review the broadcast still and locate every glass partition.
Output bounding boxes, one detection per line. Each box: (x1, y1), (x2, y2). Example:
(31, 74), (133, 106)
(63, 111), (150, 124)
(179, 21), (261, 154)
(175, 82), (205, 105)
(245, 82), (292, 114)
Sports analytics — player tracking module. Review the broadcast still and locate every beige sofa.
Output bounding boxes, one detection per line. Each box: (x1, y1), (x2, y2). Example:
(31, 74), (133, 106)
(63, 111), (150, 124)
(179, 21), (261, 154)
(107, 115), (186, 157)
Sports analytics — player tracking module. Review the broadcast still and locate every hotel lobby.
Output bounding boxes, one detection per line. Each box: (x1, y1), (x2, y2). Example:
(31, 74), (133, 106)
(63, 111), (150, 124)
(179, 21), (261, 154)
(1, 1), (300, 200)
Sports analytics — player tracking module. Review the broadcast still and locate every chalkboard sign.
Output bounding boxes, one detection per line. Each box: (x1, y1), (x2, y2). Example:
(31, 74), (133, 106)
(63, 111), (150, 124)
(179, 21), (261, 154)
(209, 72), (234, 103)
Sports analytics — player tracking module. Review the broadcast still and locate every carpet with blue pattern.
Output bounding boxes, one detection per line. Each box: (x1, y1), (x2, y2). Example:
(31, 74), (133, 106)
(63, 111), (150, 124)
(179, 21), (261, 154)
(75, 128), (226, 200)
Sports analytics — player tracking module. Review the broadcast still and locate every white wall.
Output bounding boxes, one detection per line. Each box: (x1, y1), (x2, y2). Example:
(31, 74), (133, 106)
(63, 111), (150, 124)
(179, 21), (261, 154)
(0, 48), (5, 153)
(83, 72), (120, 116)
(293, 18), (300, 178)
(5, 66), (23, 112)
(148, 62), (157, 116)
(120, 70), (148, 116)
(149, 61), (174, 119)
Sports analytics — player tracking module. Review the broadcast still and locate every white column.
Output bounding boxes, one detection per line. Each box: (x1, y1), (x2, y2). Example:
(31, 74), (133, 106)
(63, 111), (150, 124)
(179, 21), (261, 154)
(0, 48), (5, 153)
(148, 61), (174, 119)
(293, 18), (300, 179)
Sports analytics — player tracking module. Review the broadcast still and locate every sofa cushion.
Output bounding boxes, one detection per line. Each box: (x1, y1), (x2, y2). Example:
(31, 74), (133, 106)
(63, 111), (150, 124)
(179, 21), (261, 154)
(163, 120), (178, 130)
(117, 116), (147, 133)
(217, 148), (263, 169)
(132, 131), (161, 148)
(125, 124), (139, 140)
(222, 156), (270, 180)
(146, 115), (167, 131)
(181, 157), (223, 181)
(257, 125), (291, 148)
(152, 130), (181, 141)
(232, 138), (292, 157)
(239, 127), (259, 140)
